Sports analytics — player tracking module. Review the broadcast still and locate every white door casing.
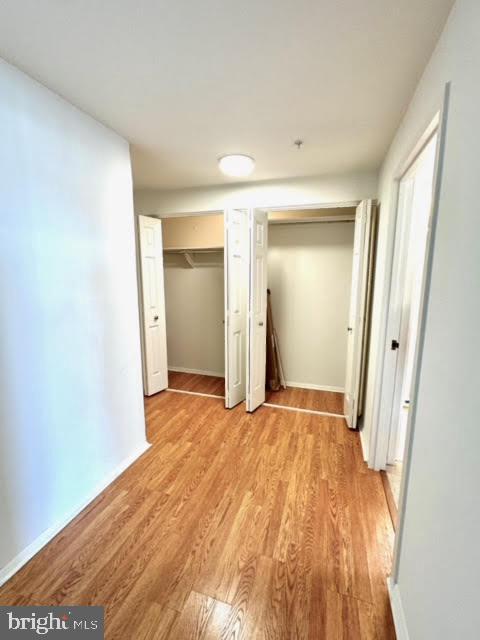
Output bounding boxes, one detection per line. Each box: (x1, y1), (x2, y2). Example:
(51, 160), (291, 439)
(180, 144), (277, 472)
(138, 215), (168, 396)
(344, 200), (373, 429)
(247, 209), (268, 412)
(387, 135), (437, 462)
(224, 209), (248, 408)
(378, 177), (416, 461)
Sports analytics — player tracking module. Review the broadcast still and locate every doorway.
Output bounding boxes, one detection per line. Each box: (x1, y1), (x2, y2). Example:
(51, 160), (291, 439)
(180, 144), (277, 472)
(162, 213), (225, 398)
(382, 134), (438, 507)
(245, 202), (376, 420)
(137, 210), (249, 407)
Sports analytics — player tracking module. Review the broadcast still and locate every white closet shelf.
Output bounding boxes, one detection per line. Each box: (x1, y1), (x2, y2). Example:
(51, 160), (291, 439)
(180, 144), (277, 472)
(163, 246), (223, 268)
(163, 246), (223, 252)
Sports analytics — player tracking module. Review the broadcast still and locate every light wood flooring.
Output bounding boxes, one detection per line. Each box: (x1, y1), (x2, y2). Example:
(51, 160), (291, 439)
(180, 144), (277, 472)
(168, 370), (225, 396)
(168, 371), (344, 416)
(0, 392), (396, 639)
(266, 386), (344, 415)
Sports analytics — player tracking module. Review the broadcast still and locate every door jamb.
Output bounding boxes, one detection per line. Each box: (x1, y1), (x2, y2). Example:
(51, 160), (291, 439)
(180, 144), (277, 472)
(376, 84), (451, 584)
(368, 103), (445, 472)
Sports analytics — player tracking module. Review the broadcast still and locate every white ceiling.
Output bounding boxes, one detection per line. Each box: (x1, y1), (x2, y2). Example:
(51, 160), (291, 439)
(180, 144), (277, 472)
(0, 0), (453, 189)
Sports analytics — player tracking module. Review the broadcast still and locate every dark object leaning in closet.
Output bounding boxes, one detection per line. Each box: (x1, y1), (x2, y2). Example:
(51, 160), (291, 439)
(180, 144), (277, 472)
(265, 289), (286, 392)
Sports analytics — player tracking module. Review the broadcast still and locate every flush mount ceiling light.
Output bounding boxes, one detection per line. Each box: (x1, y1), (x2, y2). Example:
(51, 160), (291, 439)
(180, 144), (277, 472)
(218, 154), (255, 177)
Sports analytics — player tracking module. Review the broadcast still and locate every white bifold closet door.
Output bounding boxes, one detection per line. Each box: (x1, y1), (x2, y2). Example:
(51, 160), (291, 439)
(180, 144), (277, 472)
(224, 209), (248, 408)
(138, 215), (168, 396)
(246, 209), (268, 412)
(344, 200), (374, 428)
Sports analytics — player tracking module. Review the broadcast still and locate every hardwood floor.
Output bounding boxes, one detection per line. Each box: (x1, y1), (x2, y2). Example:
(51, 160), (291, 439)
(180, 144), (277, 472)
(266, 386), (344, 415)
(167, 371), (344, 416)
(168, 370), (225, 396)
(0, 392), (396, 639)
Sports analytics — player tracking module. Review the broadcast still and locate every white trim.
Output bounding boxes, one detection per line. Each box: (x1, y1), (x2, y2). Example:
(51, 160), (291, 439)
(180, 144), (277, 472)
(368, 105), (446, 471)
(166, 388), (225, 400)
(285, 380), (344, 393)
(265, 201), (360, 211)
(168, 366), (225, 378)
(139, 209), (224, 220)
(387, 579), (410, 640)
(263, 403), (344, 419)
(391, 83), (451, 583)
(269, 215), (355, 225)
(0, 442), (151, 587)
(359, 428), (369, 462)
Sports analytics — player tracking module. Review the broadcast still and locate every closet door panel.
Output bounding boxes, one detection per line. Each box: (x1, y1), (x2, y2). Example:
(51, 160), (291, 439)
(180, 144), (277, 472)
(138, 215), (168, 396)
(224, 209), (248, 408)
(247, 209), (268, 412)
(344, 200), (373, 428)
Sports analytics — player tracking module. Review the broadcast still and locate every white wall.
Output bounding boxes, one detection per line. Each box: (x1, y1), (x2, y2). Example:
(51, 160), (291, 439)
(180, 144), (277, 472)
(268, 222), (353, 391)
(0, 59), (147, 579)
(134, 171), (377, 216)
(366, 1), (480, 637)
(164, 253), (224, 376)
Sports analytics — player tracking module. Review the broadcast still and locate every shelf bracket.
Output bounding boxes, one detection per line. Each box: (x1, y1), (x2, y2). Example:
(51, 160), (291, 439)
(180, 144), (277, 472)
(183, 251), (195, 268)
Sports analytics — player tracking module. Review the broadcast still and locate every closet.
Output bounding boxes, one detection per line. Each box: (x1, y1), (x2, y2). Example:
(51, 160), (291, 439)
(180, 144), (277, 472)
(162, 214), (225, 396)
(264, 208), (356, 414)
(138, 203), (375, 425)
(245, 201), (376, 425)
(137, 211), (249, 407)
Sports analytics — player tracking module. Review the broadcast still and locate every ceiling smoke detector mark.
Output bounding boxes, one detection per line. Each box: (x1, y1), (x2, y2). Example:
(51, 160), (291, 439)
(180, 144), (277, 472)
(294, 139), (304, 150)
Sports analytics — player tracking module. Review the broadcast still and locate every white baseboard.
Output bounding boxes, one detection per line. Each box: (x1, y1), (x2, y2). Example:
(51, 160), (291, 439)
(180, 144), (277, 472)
(168, 366), (225, 378)
(360, 428), (369, 462)
(387, 578), (410, 640)
(0, 441), (151, 587)
(285, 380), (345, 393)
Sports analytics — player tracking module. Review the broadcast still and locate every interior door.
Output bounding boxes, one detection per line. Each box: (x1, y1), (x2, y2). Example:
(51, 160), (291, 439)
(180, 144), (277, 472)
(344, 200), (373, 428)
(246, 209), (268, 412)
(138, 215), (168, 396)
(224, 209), (248, 408)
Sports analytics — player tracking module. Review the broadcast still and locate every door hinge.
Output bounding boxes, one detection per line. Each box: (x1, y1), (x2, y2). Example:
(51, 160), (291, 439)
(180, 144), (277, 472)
(391, 339), (400, 351)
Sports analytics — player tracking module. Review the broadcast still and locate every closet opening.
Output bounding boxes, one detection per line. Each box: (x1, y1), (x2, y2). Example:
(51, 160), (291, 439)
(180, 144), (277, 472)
(261, 207), (356, 416)
(258, 207), (355, 416)
(161, 213), (226, 398)
(245, 202), (376, 420)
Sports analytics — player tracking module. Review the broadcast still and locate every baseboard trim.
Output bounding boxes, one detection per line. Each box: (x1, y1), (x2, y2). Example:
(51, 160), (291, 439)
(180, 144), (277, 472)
(285, 380), (345, 393)
(360, 428), (369, 462)
(0, 441), (151, 587)
(381, 471), (398, 531)
(168, 366), (225, 378)
(263, 402), (345, 419)
(387, 578), (410, 640)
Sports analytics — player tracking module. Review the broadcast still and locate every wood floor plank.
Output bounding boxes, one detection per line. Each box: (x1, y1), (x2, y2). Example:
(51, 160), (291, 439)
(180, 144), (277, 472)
(168, 371), (225, 396)
(265, 386), (344, 414)
(168, 591), (231, 639)
(0, 380), (396, 639)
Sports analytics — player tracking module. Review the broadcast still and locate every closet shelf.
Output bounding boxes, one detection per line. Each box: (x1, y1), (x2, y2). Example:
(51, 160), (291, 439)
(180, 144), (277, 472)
(163, 246), (223, 253)
(163, 246), (223, 268)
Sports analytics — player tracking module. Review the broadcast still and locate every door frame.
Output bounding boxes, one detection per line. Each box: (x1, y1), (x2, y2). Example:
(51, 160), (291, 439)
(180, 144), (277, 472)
(369, 87), (450, 473)
(364, 84), (450, 584)
(244, 200), (360, 413)
(135, 209), (224, 394)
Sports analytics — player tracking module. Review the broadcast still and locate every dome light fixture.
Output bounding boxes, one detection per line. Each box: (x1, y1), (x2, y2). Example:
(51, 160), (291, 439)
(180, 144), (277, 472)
(218, 154), (255, 178)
